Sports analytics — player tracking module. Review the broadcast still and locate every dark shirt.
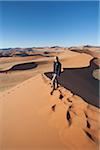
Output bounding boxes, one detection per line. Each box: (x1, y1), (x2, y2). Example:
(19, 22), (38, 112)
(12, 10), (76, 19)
(53, 61), (61, 76)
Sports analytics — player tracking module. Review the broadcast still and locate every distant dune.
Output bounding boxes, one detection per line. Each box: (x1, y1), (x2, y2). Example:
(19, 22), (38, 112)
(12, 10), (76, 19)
(69, 46), (100, 58)
(0, 47), (64, 58)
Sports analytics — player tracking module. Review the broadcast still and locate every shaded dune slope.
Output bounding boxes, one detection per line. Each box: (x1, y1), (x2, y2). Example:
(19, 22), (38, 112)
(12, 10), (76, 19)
(0, 62), (38, 73)
(45, 59), (99, 107)
(70, 49), (100, 58)
(10, 62), (38, 71)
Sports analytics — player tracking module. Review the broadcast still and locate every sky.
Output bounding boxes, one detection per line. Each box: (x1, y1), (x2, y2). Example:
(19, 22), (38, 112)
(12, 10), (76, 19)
(0, 1), (99, 48)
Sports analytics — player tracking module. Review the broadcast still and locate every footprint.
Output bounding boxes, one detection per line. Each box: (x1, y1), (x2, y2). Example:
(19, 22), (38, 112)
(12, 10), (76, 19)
(59, 94), (64, 100)
(66, 110), (72, 126)
(69, 105), (72, 109)
(87, 120), (91, 129)
(84, 130), (94, 142)
(50, 90), (54, 95)
(84, 112), (88, 118)
(51, 104), (56, 112)
(49, 82), (53, 88)
(59, 90), (64, 100)
(67, 98), (72, 103)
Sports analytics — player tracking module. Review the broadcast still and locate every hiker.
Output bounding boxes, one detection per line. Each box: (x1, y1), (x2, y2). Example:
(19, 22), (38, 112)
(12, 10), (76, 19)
(50, 56), (62, 95)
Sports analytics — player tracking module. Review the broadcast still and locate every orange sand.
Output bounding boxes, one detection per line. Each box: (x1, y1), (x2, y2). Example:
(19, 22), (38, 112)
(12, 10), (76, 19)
(0, 74), (99, 150)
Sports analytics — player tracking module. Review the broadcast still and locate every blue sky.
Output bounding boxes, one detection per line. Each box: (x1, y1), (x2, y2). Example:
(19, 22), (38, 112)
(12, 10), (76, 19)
(0, 1), (99, 48)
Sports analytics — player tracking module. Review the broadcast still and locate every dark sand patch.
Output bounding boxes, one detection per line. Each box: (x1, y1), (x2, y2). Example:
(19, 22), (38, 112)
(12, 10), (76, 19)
(0, 62), (38, 73)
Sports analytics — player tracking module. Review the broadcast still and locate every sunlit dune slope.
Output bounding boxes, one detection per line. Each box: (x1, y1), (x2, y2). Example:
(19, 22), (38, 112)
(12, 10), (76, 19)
(0, 74), (99, 150)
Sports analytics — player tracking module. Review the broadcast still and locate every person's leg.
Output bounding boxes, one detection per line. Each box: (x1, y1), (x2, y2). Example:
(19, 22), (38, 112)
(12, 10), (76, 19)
(52, 76), (56, 91)
(52, 73), (56, 82)
(51, 74), (56, 87)
(56, 75), (59, 88)
(56, 77), (59, 88)
(50, 74), (56, 95)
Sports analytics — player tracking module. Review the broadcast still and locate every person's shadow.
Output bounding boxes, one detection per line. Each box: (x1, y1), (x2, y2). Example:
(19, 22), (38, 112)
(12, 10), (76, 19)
(45, 59), (99, 108)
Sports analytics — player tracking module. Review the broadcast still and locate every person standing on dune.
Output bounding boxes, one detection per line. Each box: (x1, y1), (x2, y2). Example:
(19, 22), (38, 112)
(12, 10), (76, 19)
(50, 56), (62, 95)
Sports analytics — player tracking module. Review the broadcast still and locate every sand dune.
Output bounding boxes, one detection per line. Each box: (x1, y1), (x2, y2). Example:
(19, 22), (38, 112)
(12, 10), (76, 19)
(0, 50), (85, 92)
(70, 47), (100, 59)
(0, 74), (99, 150)
(0, 50), (99, 150)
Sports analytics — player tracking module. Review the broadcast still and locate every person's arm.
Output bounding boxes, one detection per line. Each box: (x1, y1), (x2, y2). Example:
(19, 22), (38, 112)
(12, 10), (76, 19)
(53, 62), (55, 73)
(61, 63), (64, 72)
(61, 67), (64, 72)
